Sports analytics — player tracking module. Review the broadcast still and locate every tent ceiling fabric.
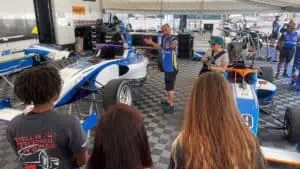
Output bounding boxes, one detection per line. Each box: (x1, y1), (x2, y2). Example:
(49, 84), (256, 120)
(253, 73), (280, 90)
(249, 0), (300, 8)
(102, 0), (285, 14)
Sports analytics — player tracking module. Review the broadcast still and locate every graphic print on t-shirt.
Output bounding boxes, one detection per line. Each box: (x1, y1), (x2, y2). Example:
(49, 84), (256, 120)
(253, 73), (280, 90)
(15, 131), (60, 169)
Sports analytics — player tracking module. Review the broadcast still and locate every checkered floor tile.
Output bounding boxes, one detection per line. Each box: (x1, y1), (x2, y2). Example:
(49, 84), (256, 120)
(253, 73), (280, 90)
(0, 58), (299, 169)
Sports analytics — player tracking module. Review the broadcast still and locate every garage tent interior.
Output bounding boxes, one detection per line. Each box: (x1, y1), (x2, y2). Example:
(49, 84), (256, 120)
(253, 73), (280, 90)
(101, 0), (300, 14)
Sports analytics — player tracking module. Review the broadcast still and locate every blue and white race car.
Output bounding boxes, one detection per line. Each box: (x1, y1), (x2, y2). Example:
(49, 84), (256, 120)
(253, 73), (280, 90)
(226, 62), (300, 166)
(0, 43), (73, 76)
(0, 44), (149, 125)
(24, 44), (73, 61)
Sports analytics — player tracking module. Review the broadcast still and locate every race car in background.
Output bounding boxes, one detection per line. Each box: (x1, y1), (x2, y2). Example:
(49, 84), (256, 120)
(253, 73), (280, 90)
(0, 43), (74, 78)
(225, 61), (300, 166)
(24, 44), (74, 60)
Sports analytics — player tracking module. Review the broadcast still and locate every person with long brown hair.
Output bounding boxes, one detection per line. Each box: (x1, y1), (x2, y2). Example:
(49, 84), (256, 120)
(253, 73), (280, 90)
(86, 104), (153, 169)
(168, 72), (264, 169)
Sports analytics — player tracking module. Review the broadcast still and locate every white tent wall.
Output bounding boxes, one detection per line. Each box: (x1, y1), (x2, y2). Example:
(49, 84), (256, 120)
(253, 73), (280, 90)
(102, 0), (282, 14)
(161, 0), (280, 13)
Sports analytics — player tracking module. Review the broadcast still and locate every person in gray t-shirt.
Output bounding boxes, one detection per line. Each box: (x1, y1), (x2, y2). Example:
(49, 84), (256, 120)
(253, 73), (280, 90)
(7, 66), (88, 169)
(201, 36), (229, 74)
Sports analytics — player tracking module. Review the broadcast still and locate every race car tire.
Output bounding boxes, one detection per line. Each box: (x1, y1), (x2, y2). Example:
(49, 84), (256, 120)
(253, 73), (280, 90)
(284, 107), (300, 143)
(260, 66), (273, 83)
(103, 79), (133, 109)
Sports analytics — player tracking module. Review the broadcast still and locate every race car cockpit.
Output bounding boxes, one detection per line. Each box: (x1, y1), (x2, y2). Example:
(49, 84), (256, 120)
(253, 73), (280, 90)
(226, 61), (258, 85)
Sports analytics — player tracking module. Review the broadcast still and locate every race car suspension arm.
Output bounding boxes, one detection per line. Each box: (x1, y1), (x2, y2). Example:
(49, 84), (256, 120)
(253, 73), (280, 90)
(0, 75), (14, 87)
(260, 108), (286, 130)
(264, 126), (286, 130)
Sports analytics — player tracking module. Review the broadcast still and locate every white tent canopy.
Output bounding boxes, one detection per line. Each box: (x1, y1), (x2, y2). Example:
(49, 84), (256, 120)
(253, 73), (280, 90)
(102, 0), (300, 14)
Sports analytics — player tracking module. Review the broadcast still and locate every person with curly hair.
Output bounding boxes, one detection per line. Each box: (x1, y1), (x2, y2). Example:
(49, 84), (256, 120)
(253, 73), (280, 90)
(7, 66), (88, 169)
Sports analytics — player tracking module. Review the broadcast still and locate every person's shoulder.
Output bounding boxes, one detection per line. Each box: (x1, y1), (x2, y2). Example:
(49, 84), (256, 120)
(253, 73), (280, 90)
(9, 114), (26, 127)
(55, 111), (79, 121)
(223, 52), (229, 57)
(221, 51), (229, 59)
(49, 110), (80, 125)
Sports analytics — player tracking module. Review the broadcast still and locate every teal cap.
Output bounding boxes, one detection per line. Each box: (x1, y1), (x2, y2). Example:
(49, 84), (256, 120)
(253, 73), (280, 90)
(210, 36), (224, 46)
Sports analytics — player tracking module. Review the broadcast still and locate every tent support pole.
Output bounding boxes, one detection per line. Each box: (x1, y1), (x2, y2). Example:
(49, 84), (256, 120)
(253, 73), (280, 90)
(160, 0), (163, 26)
(99, 0), (103, 17)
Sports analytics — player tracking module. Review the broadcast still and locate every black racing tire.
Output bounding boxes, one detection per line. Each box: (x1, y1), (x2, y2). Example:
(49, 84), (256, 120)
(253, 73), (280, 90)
(284, 107), (300, 143)
(260, 66), (273, 83)
(103, 79), (132, 109)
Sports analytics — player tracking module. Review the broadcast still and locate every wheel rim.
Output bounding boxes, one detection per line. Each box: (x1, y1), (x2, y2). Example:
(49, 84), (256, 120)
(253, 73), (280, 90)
(284, 112), (290, 136)
(119, 84), (132, 105)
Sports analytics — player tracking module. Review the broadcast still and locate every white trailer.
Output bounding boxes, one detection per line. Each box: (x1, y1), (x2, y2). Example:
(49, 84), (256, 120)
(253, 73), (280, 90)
(33, 0), (103, 46)
(0, 0), (103, 46)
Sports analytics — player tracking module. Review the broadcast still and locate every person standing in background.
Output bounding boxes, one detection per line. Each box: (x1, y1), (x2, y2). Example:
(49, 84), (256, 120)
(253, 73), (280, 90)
(144, 24), (178, 114)
(272, 16), (281, 41)
(276, 22), (299, 78)
(291, 25), (300, 86)
(111, 16), (125, 45)
(200, 36), (229, 75)
(95, 19), (108, 44)
(272, 16), (281, 62)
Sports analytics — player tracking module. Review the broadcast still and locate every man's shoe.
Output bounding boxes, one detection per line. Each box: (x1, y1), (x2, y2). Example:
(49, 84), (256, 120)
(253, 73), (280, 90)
(289, 80), (296, 89)
(160, 99), (169, 107)
(164, 105), (175, 114)
(282, 72), (290, 78)
(291, 80), (295, 86)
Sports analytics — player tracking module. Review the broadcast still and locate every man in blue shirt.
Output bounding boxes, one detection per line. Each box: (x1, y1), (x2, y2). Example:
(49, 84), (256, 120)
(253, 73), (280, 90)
(144, 24), (178, 114)
(276, 22), (299, 78)
(291, 25), (300, 85)
(272, 16), (281, 40)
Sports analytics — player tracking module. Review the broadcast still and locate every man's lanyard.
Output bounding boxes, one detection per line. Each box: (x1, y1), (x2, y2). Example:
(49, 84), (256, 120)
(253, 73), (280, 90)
(163, 36), (172, 49)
